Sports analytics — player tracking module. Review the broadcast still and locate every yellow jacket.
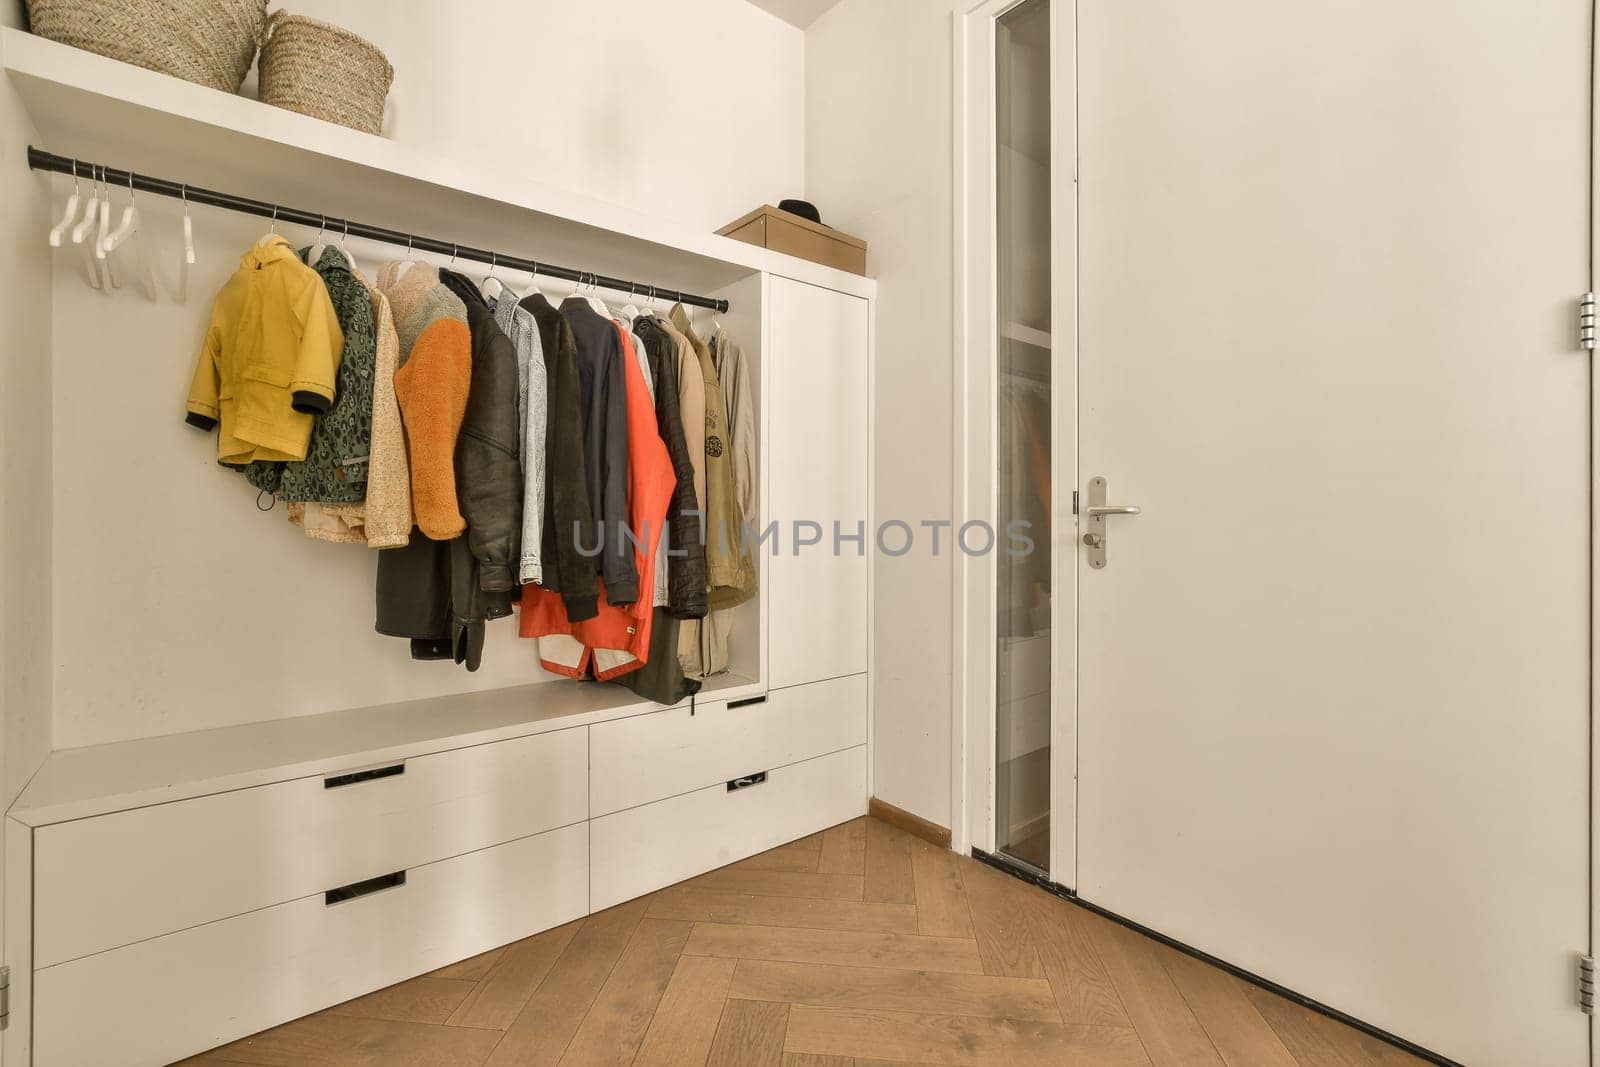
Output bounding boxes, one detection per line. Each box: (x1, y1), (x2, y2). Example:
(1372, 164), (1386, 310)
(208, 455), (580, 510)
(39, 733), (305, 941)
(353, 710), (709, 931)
(186, 236), (343, 464)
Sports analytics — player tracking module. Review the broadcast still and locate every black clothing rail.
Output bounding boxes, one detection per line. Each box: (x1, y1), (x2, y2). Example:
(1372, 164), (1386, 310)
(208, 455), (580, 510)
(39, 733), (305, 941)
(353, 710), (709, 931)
(26, 146), (732, 313)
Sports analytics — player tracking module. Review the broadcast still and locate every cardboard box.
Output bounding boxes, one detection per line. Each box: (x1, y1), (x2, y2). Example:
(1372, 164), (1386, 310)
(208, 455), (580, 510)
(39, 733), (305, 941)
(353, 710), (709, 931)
(717, 205), (868, 276)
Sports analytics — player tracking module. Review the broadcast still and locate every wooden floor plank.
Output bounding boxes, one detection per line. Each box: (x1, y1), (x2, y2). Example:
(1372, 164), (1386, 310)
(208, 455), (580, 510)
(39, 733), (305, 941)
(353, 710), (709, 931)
(203, 818), (1414, 1067)
(1359, 1030), (1432, 1066)
(483, 897), (651, 1066)
(1156, 947), (1297, 1067)
(685, 921), (985, 974)
(909, 837), (975, 938)
(648, 887), (919, 934)
(559, 918), (692, 1065)
(429, 945), (508, 982)
(708, 998), (790, 1067)
(327, 976), (477, 1025)
(200, 1014), (502, 1066)
(816, 818), (867, 876)
(447, 920), (581, 1031)
(1241, 982), (1409, 1066)
(1086, 916), (1224, 1066)
(634, 956), (739, 1067)
(957, 856), (1046, 978)
(783, 1006), (1151, 1066)
(1015, 890), (1131, 1028)
(737, 838), (825, 873)
(686, 867), (866, 900)
(863, 818), (916, 905)
(729, 959), (1061, 1021)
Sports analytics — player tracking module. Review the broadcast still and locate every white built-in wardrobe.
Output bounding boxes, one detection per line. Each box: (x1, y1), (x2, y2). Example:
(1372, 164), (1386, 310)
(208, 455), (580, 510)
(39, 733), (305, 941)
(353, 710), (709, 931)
(0, 27), (873, 1067)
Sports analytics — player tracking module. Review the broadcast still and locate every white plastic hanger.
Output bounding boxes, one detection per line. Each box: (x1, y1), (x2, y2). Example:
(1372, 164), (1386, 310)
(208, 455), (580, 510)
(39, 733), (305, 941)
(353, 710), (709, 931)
(576, 272), (610, 317)
(481, 252), (505, 303)
(614, 282), (641, 323)
(525, 259), (553, 305)
(95, 172), (122, 290)
(393, 234), (420, 281)
(47, 160), (82, 247)
(175, 183), (196, 304)
(102, 172), (157, 300)
(307, 213), (328, 267)
(70, 166), (103, 290)
(255, 204), (282, 248)
(102, 172), (137, 251)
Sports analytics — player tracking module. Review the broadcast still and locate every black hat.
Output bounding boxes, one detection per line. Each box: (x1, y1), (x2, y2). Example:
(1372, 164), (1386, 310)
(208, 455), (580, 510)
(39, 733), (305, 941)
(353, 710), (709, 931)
(779, 199), (822, 225)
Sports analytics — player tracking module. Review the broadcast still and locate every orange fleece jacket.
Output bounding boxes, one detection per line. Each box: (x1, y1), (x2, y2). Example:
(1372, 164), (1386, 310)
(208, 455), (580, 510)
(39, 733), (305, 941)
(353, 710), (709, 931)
(393, 316), (472, 540)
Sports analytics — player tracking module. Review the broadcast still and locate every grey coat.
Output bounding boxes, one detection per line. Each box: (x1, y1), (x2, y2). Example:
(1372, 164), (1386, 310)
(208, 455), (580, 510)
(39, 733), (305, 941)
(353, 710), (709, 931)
(493, 293), (548, 585)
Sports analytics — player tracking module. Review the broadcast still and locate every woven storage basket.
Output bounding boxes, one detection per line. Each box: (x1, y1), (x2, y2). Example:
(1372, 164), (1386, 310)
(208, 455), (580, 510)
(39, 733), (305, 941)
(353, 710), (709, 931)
(25, 0), (266, 92)
(257, 10), (393, 135)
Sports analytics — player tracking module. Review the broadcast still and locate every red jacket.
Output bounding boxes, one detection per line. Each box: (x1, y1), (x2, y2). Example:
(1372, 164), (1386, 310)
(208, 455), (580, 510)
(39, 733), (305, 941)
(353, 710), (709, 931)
(520, 324), (676, 680)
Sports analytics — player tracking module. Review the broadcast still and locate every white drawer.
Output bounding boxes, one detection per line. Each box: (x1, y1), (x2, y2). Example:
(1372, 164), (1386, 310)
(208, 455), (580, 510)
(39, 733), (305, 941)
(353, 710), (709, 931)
(591, 743), (867, 911)
(35, 726), (588, 968)
(34, 821), (588, 1067)
(590, 674), (867, 816)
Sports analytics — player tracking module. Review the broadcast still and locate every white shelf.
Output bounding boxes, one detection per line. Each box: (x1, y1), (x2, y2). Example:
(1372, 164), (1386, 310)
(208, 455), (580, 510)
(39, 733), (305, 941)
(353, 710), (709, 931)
(0, 28), (875, 302)
(10, 672), (760, 828)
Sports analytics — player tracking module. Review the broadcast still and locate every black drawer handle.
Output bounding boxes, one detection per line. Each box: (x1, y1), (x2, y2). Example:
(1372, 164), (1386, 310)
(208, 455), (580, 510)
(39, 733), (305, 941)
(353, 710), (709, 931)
(326, 870), (406, 905)
(727, 771), (769, 792)
(728, 695), (768, 710)
(324, 763), (405, 789)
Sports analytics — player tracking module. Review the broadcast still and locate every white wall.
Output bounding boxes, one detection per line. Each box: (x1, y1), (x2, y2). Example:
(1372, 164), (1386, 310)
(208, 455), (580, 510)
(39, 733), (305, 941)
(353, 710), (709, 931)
(0, 1), (55, 1027)
(0, 3), (53, 809)
(806, 1), (956, 828)
(31, 0), (805, 749)
(267, 0), (805, 234)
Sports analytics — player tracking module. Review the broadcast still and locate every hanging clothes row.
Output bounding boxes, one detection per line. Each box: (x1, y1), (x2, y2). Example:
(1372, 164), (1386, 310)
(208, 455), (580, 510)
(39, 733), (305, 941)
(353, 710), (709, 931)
(185, 234), (757, 704)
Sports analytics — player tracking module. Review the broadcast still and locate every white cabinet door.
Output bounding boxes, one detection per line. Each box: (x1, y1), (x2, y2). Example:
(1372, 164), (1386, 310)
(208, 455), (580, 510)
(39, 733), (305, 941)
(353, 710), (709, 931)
(767, 277), (869, 689)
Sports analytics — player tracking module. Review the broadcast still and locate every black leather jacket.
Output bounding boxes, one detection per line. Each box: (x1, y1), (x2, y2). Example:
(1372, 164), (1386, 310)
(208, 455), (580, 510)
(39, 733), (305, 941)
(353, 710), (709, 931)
(372, 272), (520, 672)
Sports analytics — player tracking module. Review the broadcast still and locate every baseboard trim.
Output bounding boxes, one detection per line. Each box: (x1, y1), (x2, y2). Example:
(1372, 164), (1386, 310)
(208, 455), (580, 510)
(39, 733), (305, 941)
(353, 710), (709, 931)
(971, 848), (1462, 1067)
(868, 797), (952, 847)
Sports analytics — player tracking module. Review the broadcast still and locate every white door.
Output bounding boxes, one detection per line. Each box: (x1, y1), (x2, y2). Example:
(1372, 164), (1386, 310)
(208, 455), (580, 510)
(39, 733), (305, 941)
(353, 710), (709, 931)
(1075, 3), (1592, 1064)
(767, 277), (870, 690)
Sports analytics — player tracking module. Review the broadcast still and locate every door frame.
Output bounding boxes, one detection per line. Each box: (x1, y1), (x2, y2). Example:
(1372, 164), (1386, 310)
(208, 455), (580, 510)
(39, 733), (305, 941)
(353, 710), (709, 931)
(950, 0), (1079, 884)
(1589, 6), (1598, 1059)
(956, 3), (1599, 1004)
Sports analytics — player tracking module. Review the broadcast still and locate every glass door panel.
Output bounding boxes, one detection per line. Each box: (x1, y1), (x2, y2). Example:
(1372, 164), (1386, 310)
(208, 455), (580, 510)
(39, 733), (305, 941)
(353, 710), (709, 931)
(994, 0), (1052, 871)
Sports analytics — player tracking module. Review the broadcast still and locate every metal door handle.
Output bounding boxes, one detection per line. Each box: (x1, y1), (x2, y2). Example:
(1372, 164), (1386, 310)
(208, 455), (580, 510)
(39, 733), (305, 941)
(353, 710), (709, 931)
(1082, 478), (1139, 569)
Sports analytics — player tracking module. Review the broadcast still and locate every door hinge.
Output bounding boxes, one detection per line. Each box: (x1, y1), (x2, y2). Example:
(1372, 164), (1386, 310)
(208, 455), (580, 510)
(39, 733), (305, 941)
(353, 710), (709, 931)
(1579, 954), (1594, 1014)
(1, 963), (10, 1030)
(1579, 292), (1595, 350)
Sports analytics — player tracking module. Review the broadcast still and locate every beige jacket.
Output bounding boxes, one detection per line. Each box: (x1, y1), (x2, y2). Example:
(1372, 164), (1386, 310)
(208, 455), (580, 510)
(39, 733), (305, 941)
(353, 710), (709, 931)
(670, 308), (757, 679)
(710, 328), (757, 610)
(671, 306), (753, 597)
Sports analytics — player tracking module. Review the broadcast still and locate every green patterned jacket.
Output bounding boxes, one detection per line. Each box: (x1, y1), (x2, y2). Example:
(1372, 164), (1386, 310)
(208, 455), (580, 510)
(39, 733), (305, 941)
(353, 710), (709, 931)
(237, 246), (376, 503)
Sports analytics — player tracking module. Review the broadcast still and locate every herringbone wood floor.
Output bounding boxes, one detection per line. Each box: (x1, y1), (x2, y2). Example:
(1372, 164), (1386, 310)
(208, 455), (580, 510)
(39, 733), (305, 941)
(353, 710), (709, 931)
(182, 817), (1425, 1066)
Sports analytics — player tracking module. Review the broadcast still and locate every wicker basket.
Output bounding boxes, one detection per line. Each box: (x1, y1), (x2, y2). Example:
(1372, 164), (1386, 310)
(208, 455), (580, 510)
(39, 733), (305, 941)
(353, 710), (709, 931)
(25, 0), (266, 93)
(257, 10), (393, 135)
